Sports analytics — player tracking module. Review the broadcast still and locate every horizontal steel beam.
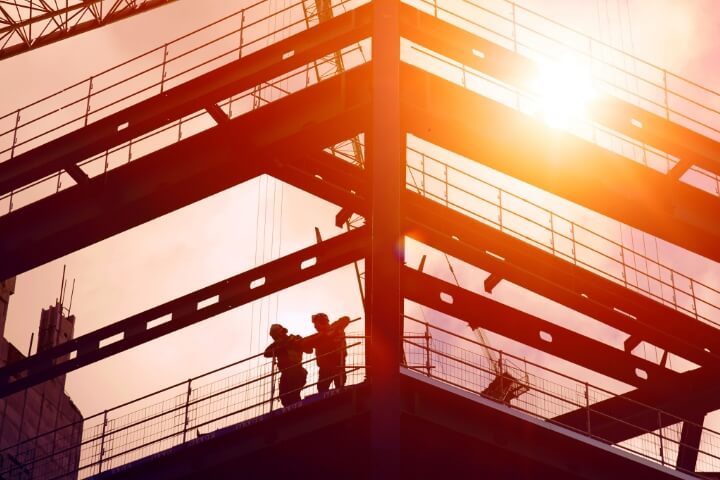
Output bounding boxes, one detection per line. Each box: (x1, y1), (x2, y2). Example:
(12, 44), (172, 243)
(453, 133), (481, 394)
(0, 63), (371, 280)
(551, 367), (720, 444)
(402, 267), (677, 388)
(400, 3), (720, 188)
(0, 227), (367, 398)
(0, 2), (372, 196)
(403, 191), (720, 372)
(401, 63), (720, 265)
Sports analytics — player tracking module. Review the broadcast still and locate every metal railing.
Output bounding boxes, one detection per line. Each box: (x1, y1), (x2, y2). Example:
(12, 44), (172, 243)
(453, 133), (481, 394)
(402, 315), (720, 476)
(402, 0), (720, 197)
(0, 339), (368, 480)
(4, 316), (720, 478)
(0, 0), (369, 215)
(406, 145), (720, 330)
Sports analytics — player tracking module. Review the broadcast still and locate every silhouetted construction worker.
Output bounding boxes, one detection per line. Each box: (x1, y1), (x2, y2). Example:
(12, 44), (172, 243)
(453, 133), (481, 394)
(306, 313), (350, 393)
(264, 324), (311, 407)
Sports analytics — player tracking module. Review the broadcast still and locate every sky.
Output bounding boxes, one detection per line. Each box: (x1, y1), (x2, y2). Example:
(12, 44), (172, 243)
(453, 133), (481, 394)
(2, 0), (720, 423)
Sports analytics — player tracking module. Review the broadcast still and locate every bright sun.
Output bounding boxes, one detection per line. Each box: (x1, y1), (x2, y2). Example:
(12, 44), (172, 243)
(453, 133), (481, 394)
(533, 55), (596, 129)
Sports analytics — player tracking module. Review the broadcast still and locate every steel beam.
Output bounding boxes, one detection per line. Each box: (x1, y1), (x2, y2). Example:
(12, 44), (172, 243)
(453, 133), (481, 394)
(401, 63), (720, 265)
(0, 64), (371, 280)
(399, 3), (720, 188)
(0, 227), (367, 398)
(402, 267), (678, 388)
(0, 2), (372, 197)
(403, 192), (720, 372)
(550, 367), (720, 445)
(367, 0), (403, 476)
(676, 414), (705, 473)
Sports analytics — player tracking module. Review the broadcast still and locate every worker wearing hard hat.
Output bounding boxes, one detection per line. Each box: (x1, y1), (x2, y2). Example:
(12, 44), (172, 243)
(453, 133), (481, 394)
(306, 313), (350, 393)
(264, 324), (312, 407)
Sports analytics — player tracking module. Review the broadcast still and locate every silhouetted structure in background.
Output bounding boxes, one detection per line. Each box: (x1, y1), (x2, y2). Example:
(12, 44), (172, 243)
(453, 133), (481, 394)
(0, 292), (82, 479)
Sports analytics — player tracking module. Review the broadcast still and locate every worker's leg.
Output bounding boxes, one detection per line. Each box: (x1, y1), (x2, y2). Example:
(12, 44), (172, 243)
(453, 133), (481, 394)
(334, 358), (347, 389)
(278, 373), (293, 407)
(317, 366), (332, 393)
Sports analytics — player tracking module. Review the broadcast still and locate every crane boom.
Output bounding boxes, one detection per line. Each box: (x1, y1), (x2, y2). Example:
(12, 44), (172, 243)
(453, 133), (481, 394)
(0, 0), (178, 60)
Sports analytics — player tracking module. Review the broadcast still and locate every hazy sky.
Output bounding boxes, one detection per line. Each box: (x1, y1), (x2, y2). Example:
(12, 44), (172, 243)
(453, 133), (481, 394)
(2, 0), (720, 419)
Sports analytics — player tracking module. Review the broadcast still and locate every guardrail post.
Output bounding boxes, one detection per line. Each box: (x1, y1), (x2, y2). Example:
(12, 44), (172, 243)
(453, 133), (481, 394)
(424, 322), (431, 377)
(511, 3), (517, 52)
(269, 356), (277, 413)
(658, 411), (665, 465)
(663, 70), (669, 120)
(498, 350), (504, 402)
(670, 270), (678, 308)
(443, 163), (449, 207)
(10, 109), (20, 159)
(160, 44), (169, 93)
(238, 11), (245, 59)
(84, 76), (94, 127)
(585, 382), (591, 436)
(182, 379), (192, 443)
(98, 410), (108, 474)
(689, 280), (699, 320)
(498, 190), (503, 231)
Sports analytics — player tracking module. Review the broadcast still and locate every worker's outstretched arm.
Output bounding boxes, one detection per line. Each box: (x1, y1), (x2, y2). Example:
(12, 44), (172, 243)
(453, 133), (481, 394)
(333, 315), (351, 330)
(298, 334), (316, 353)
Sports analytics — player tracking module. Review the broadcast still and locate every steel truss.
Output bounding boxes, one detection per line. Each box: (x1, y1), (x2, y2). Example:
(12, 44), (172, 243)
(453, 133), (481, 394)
(0, 0), (177, 60)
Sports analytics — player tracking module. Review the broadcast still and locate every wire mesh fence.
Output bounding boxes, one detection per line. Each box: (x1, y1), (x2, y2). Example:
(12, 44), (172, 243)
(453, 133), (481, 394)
(3, 316), (720, 478)
(0, 340), (366, 480)
(403, 315), (720, 476)
(406, 146), (720, 331)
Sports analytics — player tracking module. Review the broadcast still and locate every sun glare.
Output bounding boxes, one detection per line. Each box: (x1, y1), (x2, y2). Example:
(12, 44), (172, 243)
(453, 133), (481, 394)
(533, 56), (596, 129)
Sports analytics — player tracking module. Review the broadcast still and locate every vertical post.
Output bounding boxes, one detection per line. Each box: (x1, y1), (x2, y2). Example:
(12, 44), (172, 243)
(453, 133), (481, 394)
(269, 356), (277, 413)
(498, 189), (503, 231)
(84, 77), (94, 127)
(10, 109), (20, 159)
(498, 350), (504, 402)
(444, 163), (449, 207)
(182, 379), (192, 443)
(511, 3), (517, 53)
(98, 410), (108, 473)
(585, 382), (591, 436)
(663, 70), (669, 120)
(424, 322), (431, 377)
(658, 411), (665, 466)
(160, 44), (169, 93)
(368, 0), (402, 476)
(689, 280), (698, 320)
(658, 410), (665, 465)
(239, 11), (245, 59)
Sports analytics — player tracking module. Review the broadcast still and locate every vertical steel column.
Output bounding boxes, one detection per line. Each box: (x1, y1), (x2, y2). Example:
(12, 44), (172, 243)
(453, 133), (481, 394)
(676, 414), (705, 473)
(367, 0), (403, 477)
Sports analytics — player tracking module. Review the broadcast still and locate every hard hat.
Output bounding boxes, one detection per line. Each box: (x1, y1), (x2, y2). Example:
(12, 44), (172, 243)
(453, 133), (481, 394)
(311, 313), (329, 324)
(269, 324), (287, 338)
